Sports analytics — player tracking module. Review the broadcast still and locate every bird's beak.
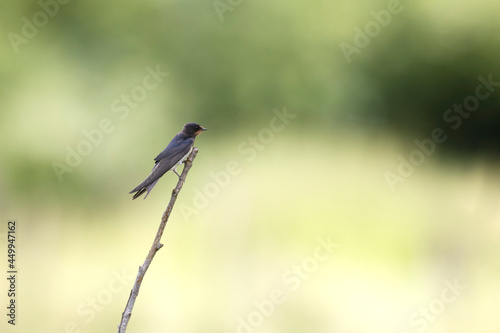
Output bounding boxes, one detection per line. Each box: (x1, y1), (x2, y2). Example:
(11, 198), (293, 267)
(195, 126), (207, 136)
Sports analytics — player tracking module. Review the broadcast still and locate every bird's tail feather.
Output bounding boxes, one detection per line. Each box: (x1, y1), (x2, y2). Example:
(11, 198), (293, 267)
(131, 188), (146, 200)
(131, 178), (160, 200)
(129, 163), (161, 199)
(142, 179), (160, 199)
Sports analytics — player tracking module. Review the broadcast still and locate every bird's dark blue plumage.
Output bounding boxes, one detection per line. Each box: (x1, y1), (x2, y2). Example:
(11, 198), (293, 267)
(130, 122), (207, 200)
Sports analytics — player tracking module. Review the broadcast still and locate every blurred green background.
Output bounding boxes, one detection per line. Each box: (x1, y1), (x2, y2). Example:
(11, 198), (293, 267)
(2, 0), (500, 332)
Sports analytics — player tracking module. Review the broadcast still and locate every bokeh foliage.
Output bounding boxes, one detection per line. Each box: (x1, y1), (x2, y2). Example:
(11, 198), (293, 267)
(1, 1), (500, 333)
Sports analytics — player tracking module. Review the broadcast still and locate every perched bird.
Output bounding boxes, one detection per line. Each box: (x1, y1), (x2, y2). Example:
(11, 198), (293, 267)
(130, 122), (207, 200)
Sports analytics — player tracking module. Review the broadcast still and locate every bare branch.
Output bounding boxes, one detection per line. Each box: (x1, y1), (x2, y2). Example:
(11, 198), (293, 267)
(117, 147), (199, 333)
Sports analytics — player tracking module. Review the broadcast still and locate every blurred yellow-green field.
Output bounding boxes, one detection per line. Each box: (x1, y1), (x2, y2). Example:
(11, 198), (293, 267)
(1, 0), (500, 332)
(3, 131), (500, 333)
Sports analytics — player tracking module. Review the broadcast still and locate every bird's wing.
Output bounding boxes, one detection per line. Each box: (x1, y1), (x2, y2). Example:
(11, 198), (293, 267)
(130, 137), (194, 192)
(154, 137), (194, 163)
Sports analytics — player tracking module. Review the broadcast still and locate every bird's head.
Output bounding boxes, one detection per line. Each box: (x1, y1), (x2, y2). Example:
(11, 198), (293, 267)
(183, 122), (207, 137)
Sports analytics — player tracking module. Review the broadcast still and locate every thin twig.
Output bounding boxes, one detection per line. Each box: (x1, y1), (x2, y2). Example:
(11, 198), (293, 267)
(117, 147), (199, 333)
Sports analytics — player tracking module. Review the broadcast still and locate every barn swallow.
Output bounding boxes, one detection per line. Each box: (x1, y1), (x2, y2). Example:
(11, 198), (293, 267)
(129, 122), (207, 200)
